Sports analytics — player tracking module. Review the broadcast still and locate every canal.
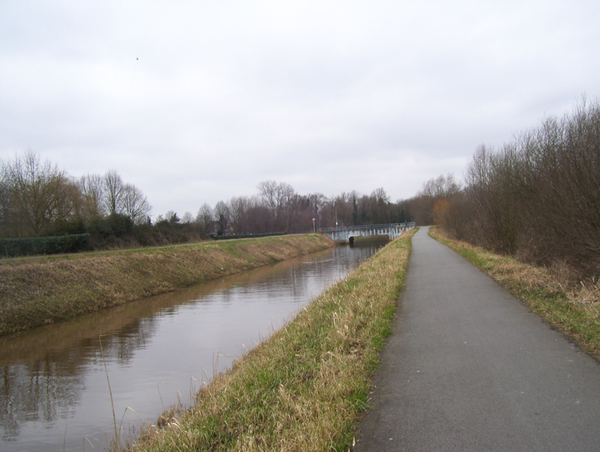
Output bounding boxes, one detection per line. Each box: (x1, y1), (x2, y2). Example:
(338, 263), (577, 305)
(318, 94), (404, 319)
(0, 243), (383, 451)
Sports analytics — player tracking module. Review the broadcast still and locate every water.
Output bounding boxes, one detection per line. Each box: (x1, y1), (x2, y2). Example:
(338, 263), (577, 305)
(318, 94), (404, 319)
(0, 244), (382, 451)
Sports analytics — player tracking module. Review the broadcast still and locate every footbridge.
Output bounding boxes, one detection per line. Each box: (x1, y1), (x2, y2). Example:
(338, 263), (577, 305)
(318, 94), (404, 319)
(319, 222), (416, 244)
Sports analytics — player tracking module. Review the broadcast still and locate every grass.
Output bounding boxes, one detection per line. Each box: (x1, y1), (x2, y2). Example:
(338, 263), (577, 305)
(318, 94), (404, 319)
(125, 230), (415, 452)
(429, 227), (600, 360)
(0, 234), (335, 336)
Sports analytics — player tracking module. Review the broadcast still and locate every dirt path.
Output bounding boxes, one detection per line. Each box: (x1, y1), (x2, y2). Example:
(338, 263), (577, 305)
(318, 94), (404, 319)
(355, 227), (600, 451)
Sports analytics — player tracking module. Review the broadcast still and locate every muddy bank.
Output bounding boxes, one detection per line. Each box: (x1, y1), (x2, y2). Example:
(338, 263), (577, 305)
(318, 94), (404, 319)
(0, 234), (335, 336)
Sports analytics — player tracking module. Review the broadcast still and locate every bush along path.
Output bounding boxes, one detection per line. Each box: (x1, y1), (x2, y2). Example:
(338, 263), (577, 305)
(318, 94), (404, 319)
(125, 230), (415, 452)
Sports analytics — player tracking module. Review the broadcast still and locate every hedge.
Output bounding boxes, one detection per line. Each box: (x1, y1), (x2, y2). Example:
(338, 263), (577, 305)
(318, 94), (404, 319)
(211, 232), (286, 240)
(0, 234), (92, 258)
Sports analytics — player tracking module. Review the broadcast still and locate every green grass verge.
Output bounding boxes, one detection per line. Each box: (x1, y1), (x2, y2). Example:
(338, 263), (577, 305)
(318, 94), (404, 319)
(429, 227), (600, 360)
(126, 230), (415, 452)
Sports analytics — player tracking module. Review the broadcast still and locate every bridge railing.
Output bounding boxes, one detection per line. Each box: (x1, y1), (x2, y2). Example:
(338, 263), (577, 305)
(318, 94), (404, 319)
(318, 222), (415, 233)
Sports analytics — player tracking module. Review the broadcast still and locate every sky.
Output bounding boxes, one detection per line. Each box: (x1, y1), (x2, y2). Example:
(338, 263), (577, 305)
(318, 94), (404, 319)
(2, 1), (600, 219)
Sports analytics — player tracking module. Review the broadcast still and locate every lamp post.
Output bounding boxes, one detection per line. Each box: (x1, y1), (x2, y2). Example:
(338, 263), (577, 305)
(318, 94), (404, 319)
(312, 218), (316, 233)
(335, 203), (338, 228)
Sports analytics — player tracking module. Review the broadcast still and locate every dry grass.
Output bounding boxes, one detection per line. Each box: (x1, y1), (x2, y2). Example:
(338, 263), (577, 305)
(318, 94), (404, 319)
(125, 230), (415, 452)
(430, 227), (600, 360)
(0, 234), (334, 336)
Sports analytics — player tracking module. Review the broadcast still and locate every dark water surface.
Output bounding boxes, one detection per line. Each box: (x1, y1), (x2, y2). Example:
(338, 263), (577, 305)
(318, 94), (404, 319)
(0, 244), (382, 451)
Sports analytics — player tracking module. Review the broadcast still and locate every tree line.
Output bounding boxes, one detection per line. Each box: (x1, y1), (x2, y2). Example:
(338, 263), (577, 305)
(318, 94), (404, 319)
(10, 99), (594, 272)
(153, 182), (413, 240)
(195, 182), (412, 238)
(0, 151), (156, 248)
(0, 151), (416, 250)
(429, 99), (600, 280)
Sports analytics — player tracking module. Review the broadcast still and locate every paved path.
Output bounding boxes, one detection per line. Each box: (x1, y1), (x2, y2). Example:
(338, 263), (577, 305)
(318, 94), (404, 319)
(355, 227), (600, 451)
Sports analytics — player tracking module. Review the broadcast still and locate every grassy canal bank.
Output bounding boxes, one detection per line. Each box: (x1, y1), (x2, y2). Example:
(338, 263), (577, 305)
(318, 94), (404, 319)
(0, 234), (335, 337)
(429, 227), (600, 361)
(124, 230), (415, 452)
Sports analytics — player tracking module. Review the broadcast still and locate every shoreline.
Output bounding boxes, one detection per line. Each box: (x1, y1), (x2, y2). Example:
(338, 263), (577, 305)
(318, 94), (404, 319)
(0, 234), (335, 337)
(125, 230), (415, 451)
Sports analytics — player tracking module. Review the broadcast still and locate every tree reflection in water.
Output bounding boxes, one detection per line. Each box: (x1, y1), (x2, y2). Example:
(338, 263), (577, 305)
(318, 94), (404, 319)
(0, 314), (159, 441)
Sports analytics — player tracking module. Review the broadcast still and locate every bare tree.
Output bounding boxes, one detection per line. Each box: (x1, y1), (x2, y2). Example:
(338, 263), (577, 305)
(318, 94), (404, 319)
(280, 185), (297, 232)
(196, 203), (214, 237)
(440, 99), (600, 279)
(349, 190), (360, 225)
(411, 174), (462, 225)
(257, 180), (295, 231)
(308, 192), (326, 226)
(79, 173), (106, 221)
(214, 201), (230, 235)
(101, 170), (151, 224)
(121, 183), (151, 224)
(245, 199), (272, 233)
(103, 170), (125, 215)
(229, 196), (251, 234)
(257, 180), (279, 213)
(420, 174), (461, 199)
(370, 187), (392, 223)
(0, 173), (10, 236)
(1, 151), (75, 236)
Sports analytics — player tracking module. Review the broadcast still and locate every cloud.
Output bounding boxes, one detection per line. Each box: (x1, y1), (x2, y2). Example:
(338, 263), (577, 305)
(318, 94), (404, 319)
(2, 1), (600, 217)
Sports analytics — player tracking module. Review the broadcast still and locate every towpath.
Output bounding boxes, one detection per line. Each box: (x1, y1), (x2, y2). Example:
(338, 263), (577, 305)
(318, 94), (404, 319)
(355, 227), (600, 451)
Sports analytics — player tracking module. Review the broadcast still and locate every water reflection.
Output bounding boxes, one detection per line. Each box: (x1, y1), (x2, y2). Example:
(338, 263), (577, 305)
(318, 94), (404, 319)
(0, 244), (382, 451)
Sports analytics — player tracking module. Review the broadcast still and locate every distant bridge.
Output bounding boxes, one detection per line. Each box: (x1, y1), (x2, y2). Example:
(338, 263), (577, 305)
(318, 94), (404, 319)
(319, 222), (416, 244)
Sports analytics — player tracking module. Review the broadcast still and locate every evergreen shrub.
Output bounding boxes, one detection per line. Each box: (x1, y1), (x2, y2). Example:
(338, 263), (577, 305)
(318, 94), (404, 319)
(0, 234), (92, 258)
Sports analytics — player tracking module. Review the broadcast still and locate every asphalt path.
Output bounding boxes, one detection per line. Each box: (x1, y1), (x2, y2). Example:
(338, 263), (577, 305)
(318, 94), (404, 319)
(355, 227), (600, 451)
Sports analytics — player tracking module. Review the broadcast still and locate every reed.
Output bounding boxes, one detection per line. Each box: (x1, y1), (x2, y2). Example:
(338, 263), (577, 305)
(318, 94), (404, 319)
(100, 336), (120, 451)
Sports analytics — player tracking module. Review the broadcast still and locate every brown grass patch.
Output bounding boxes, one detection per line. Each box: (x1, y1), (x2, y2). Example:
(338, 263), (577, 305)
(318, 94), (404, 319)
(0, 235), (335, 336)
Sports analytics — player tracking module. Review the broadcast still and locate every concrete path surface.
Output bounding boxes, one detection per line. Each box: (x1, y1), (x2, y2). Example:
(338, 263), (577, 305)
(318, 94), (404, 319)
(355, 227), (600, 451)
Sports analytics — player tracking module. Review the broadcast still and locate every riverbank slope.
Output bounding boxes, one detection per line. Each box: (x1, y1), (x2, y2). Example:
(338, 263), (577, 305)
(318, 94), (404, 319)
(126, 230), (415, 452)
(0, 234), (335, 336)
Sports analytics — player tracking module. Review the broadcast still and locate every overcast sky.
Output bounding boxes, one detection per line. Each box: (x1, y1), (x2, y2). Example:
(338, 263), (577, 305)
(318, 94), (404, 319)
(2, 1), (599, 219)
